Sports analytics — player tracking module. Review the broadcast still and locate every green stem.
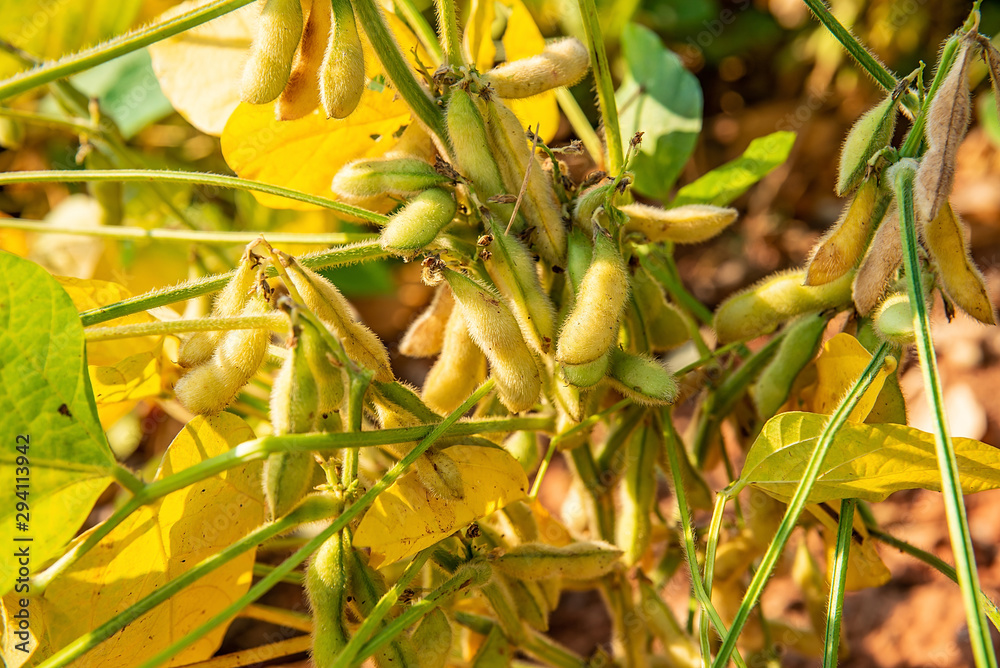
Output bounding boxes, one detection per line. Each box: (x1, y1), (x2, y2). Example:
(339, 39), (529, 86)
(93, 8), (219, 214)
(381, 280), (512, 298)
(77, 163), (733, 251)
(454, 612), (586, 668)
(252, 563), (304, 585)
(111, 465), (144, 495)
(660, 414), (746, 668)
(79, 241), (388, 327)
(800, 0), (895, 91)
(350, 0), (448, 145)
(352, 560), (480, 665)
(575, 0), (623, 173)
(32, 409), (547, 591)
(554, 88), (603, 167)
(822, 497), (855, 668)
(85, 314), (288, 341)
(867, 528), (1000, 632)
(137, 378), (497, 668)
(37, 502), (336, 668)
(393, 0), (444, 64)
(435, 0), (464, 66)
(0, 107), (95, 133)
(0, 0), (256, 101)
(2, 219), (375, 246)
(713, 342), (891, 668)
(638, 252), (713, 327)
(333, 551), (431, 668)
(530, 398), (631, 499)
(891, 162), (997, 668)
(899, 35), (960, 158)
(0, 170), (387, 223)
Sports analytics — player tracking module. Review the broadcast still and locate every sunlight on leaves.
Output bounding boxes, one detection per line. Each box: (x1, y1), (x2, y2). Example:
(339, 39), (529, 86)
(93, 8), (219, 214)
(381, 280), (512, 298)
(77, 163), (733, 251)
(221, 88), (412, 210)
(0, 254), (115, 598)
(673, 131), (796, 206)
(148, 0), (259, 136)
(739, 411), (1000, 504)
(1, 413), (265, 667)
(797, 333), (892, 423)
(354, 445), (529, 568)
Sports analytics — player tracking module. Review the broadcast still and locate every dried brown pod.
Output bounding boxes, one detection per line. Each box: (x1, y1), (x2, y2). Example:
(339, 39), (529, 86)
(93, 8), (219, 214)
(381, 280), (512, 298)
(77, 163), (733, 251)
(852, 207), (902, 316)
(916, 42), (972, 222)
(982, 39), (1000, 124)
(276, 0), (330, 120)
(398, 284), (454, 358)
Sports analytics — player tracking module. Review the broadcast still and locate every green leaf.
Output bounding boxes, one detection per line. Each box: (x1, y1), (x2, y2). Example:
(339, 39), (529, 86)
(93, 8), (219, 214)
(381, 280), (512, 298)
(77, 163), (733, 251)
(616, 23), (702, 199)
(739, 412), (1000, 504)
(71, 50), (174, 139)
(0, 252), (115, 597)
(673, 131), (796, 206)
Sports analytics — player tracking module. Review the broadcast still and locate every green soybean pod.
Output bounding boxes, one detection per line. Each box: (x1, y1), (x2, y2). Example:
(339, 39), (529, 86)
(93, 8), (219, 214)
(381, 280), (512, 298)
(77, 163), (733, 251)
(616, 418), (659, 567)
(332, 158), (450, 200)
(411, 608), (453, 668)
(307, 530), (351, 667)
(752, 312), (829, 420)
(241, 0), (303, 104)
(379, 188), (457, 255)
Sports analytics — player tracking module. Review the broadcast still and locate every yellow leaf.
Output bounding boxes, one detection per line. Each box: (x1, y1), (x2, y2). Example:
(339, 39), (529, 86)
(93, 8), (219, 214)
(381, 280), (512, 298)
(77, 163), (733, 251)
(354, 446), (529, 567)
(806, 503), (891, 590)
(739, 411), (1000, 504)
(1, 414), (265, 667)
(221, 87), (412, 210)
(798, 332), (891, 422)
(498, 0), (558, 142)
(28, 195), (106, 280)
(89, 342), (181, 429)
(463, 0), (496, 71)
(148, 0), (258, 135)
(56, 276), (162, 366)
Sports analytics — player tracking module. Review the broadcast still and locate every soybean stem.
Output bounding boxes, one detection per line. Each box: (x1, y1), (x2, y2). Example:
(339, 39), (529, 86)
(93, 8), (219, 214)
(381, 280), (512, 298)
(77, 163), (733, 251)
(575, 0), (624, 173)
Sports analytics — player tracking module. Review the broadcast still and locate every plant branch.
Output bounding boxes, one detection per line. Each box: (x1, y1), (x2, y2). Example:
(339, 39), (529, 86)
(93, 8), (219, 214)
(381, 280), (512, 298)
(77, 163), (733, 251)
(85, 314), (288, 341)
(575, 0), (623, 173)
(891, 161), (997, 668)
(713, 342), (891, 668)
(0, 170), (387, 223)
(350, 0), (449, 145)
(822, 497), (855, 667)
(0, 0), (257, 101)
(78, 241), (388, 327)
(136, 378), (497, 668)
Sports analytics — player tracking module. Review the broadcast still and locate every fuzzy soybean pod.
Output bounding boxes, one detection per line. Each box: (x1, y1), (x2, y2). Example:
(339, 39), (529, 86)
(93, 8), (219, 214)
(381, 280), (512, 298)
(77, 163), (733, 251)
(332, 157), (450, 200)
(178, 250), (259, 367)
(471, 624), (515, 668)
(806, 178), (884, 286)
(837, 93), (898, 195)
(556, 228), (629, 385)
(264, 322), (321, 518)
(482, 37), (590, 99)
(282, 256), (394, 381)
(713, 268), (853, 344)
(276, 0), (330, 120)
(423, 307), (487, 414)
(607, 349), (678, 406)
(916, 42), (972, 222)
(630, 266), (689, 351)
(380, 188), (457, 255)
(620, 203), (739, 244)
(411, 608), (453, 668)
(307, 530), (351, 667)
(443, 270), (541, 413)
(481, 97), (566, 263)
(616, 418), (659, 567)
(301, 320), (346, 432)
(319, 0), (365, 118)
(873, 293), (916, 345)
(174, 293), (273, 414)
(852, 208), (902, 316)
(922, 202), (996, 325)
(447, 89), (508, 199)
(349, 550), (421, 668)
(492, 540), (623, 581)
(752, 312), (828, 420)
(399, 284), (454, 358)
(241, 0), (303, 104)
